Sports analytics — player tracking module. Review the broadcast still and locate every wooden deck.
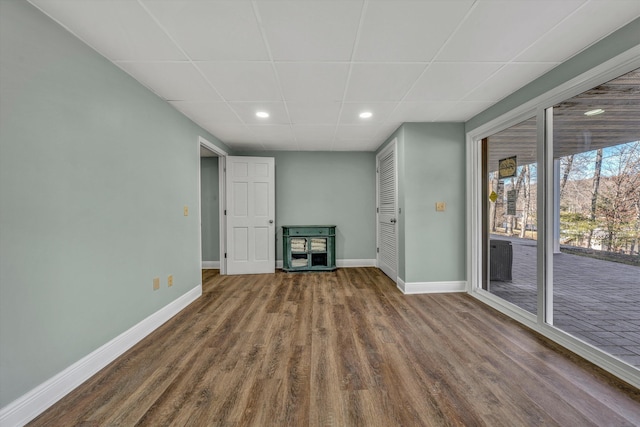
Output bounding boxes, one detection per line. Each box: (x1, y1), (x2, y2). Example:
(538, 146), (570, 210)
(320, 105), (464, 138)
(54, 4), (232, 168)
(489, 235), (640, 367)
(29, 267), (640, 426)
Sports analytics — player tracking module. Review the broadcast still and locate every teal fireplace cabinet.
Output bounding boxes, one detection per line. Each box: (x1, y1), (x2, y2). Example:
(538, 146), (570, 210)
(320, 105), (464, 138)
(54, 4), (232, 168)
(282, 225), (336, 272)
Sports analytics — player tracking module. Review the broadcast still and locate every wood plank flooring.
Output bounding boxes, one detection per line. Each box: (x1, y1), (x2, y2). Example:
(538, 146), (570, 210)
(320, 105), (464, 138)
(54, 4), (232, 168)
(29, 267), (640, 426)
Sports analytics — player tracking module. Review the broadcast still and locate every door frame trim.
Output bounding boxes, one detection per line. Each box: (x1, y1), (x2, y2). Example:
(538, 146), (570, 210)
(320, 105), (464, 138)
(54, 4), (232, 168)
(198, 136), (228, 275)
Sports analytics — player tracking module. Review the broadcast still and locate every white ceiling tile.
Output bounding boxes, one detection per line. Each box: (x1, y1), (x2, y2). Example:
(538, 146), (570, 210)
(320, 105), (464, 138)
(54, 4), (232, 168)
(377, 122), (402, 140)
(201, 124), (258, 144)
(334, 125), (389, 142)
(292, 125), (336, 143)
(388, 102), (452, 123)
(297, 140), (335, 151)
(515, 1), (640, 62)
(286, 102), (342, 125)
(117, 62), (221, 101)
(29, 0), (640, 152)
(196, 62), (281, 102)
(169, 101), (242, 125)
(256, 1), (363, 61)
(405, 63), (503, 102)
(336, 123), (400, 149)
(228, 102), (290, 125)
(333, 139), (381, 152)
(436, 101), (496, 122)
(276, 63), (350, 102)
(231, 142), (267, 152)
(344, 64), (425, 102)
(29, 0), (186, 60)
(262, 141), (300, 151)
(378, 128), (400, 146)
(463, 62), (559, 102)
(339, 102), (399, 125)
(246, 125), (296, 143)
(437, 1), (584, 62)
(141, 0), (268, 60)
(354, 1), (474, 62)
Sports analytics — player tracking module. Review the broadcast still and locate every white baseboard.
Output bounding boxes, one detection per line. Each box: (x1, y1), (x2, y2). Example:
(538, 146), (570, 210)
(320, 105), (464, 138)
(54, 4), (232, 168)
(397, 278), (466, 294)
(336, 259), (376, 268)
(201, 261), (220, 269)
(0, 284), (202, 427)
(276, 259), (376, 270)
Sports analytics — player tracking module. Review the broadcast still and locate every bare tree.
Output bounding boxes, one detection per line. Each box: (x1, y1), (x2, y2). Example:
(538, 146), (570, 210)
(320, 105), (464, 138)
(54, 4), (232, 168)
(511, 166), (526, 234)
(519, 165), (532, 239)
(597, 142), (640, 253)
(587, 148), (603, 248)
(489, 172), (497, 232)
(560, 155), (574, 198)
(633, 197), (640, 256)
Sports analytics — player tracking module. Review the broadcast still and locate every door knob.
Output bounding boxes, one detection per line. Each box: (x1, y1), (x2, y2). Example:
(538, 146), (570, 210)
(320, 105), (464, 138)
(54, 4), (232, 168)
(269, 220), (274, 224)
(390, 218), (396, 223)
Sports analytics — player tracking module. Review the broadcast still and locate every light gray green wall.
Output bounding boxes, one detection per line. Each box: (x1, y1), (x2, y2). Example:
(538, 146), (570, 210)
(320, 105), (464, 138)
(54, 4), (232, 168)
(0, 1), (229, 407)
(242, 151), (377, 262)
(200, 158), (220, 262)
(402, 123), (466, 283)
(466, 17), (640, 132)
(377, 124), (466, 284)
(377, 17), (640, 286)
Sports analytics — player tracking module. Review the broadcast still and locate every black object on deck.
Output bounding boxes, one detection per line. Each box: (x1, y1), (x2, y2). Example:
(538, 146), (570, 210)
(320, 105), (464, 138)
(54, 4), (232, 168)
(490, 239), (513, 281)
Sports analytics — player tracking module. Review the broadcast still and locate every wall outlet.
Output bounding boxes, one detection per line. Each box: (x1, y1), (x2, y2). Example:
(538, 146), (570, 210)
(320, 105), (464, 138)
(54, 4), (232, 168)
(436, 202), (446, 212)
(184, 206), (189, 216)
(168, 275), (173, 287)
(153, 277), (160, 290)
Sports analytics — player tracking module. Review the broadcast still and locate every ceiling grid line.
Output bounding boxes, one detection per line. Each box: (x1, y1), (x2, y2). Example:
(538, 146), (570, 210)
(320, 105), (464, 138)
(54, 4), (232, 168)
(26, 0), (640, 152)
(438, 0), (592, 120)
(382, 0), (479, 125)
(445, 0), (593, 120)
(331, 0), (369, 151)
(134, 0), (251, 139)
(512, 0), (590, 64)
(251, 0), (295, 151)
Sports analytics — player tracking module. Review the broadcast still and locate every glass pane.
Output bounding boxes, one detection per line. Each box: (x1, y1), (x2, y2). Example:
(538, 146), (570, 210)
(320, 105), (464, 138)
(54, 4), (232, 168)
(551, 68), (640, 367)
(484, 117), (538, 315)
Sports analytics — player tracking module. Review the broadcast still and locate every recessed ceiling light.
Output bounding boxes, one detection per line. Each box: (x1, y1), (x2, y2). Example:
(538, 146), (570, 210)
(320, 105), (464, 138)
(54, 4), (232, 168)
(256, 111), (269, 118)
(584, 108), (605, 116)
(359, 111), (373, 119)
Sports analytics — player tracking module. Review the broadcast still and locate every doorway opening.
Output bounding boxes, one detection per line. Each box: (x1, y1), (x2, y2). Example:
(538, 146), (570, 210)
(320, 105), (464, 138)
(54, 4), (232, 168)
(199, 137), (227, 275)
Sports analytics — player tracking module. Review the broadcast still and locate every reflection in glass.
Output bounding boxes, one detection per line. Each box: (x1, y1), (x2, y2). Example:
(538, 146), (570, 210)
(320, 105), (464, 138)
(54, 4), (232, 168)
(484, 117), (538, 315)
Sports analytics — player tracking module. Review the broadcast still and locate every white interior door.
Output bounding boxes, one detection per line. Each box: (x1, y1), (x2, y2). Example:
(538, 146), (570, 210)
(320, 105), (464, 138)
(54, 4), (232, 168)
(226, 156), (275, 275)
(377, 140), (398, 282)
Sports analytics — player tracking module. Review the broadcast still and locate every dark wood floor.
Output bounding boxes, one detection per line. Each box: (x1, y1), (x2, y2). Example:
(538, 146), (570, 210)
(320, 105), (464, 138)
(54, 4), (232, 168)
(30, 267), (640, 426)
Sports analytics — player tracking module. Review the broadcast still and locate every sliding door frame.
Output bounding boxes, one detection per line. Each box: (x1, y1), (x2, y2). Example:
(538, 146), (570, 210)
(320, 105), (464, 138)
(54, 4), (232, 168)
(466, 45), (640, 388)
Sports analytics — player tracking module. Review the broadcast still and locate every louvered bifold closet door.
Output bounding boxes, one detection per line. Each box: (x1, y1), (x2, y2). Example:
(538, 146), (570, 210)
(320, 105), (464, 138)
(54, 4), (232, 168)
(377, 142), (398, 282)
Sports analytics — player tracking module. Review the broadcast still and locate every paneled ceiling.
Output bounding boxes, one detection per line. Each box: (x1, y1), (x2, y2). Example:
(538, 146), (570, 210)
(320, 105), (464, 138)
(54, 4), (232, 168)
(28, 0), (640, 152)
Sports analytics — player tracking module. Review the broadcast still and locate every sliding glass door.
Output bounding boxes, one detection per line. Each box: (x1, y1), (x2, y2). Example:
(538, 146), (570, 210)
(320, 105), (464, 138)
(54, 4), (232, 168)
(483, 117), (538, 315)
(474, 66), (640, 372)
